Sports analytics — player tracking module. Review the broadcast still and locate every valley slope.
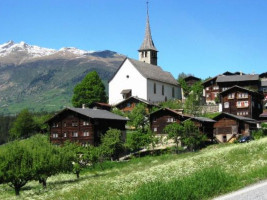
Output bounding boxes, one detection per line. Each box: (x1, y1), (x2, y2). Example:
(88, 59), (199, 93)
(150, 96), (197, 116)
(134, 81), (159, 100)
(0, 41), (125, 115)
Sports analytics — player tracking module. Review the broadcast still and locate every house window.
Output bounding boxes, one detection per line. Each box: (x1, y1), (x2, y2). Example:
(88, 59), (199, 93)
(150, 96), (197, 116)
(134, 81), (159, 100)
(228, 93), (235, 99)
(162, 85), (164, 95)
(63, 122), (66, 127)
(224, 102), (229, 108)
(72, 132), (78, 137)
(238, 93), (248, 98)
(213, 86), (219, 90)
(236, 101), (249, 108)
(144, 51), (147, 57)
(172, 87), (175, 97)
(222, 135), (227, 143)
(83, 121), (89, 126)
(214, 93), (218, 97)
(153, 118), (157, 122)
(52, 133), (58, 138)
(52, 123), (58, 128)
(206, 87), (209, 91)
(72, 121), (78, 127)
(167, 118), (174, 122)
(63, 133), (67, 137)
(154, 83), (156, 94)
(206, 94), (210, 98)
(127, 103), (131, 107)
(83, 131), (89, 137)
(153, 127), (157, 132)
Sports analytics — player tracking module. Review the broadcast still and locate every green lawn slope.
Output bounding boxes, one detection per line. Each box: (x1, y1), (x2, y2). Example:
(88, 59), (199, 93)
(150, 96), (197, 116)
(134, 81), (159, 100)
(0, 137), (267, 200)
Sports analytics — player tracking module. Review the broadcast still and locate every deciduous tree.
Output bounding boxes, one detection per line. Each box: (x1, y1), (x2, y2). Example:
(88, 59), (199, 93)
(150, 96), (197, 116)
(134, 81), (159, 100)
(72, 71), (107, 108)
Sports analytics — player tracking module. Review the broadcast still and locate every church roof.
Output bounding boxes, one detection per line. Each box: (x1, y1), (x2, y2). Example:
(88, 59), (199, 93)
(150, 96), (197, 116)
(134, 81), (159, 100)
(138, 6), (157, 52)
(128, 58), (178, 86)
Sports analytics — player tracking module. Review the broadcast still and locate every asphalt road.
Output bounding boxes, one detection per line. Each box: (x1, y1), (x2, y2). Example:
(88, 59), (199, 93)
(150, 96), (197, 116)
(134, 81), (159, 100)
(213, 180), (267, 200)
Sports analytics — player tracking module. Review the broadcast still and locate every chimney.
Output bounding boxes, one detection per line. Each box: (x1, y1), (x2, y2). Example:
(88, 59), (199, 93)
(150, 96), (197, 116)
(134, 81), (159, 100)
(82, 104), (86, 109)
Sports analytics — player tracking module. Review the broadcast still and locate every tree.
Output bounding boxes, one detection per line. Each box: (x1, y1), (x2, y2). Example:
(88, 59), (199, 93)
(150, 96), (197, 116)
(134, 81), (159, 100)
(182, 120), (207, 151)
(125, 131), (152, 152)
(164, 123), (184, 153)
(184, 81), (204, 116)
(127, 103), (148, 132)
(100, 128), (124, 160)
(0, 140), (34, 196)
(72, 71), (107, 108)
(29, 135), (62, 187)
(9, 109), (36, 140)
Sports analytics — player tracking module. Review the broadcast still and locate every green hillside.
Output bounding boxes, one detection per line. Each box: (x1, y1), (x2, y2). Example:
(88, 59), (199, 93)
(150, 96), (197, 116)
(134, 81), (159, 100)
(0, 53), (125, 115)
(1, 137), (266, 200)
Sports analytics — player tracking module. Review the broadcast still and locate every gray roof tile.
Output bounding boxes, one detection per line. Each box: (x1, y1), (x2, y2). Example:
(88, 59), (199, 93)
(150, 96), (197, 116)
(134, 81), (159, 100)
(68, 108), (128, 121)
(128, 58), (178, 86)
(217, 74), (259, 83)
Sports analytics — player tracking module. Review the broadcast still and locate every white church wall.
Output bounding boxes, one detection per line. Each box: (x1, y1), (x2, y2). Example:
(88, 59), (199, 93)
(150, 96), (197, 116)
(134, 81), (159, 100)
(109, 59), (147, 105)
(147, 79), (181, 103)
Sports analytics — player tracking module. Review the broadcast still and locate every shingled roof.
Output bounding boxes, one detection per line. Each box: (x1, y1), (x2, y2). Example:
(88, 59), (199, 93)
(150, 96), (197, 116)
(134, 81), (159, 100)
(47, 107), (128, 123)
(213, 112), (258, 124)
(216, 74), (259, 83)
(128, 58), (178, 86)
(138, 5), (157, 52)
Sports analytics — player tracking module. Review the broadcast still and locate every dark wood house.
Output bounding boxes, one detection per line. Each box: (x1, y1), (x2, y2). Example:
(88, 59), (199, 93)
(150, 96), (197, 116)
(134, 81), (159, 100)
(90, 102), (112, 111)
(213, 112), (259, 143)
(149, 108), (190, 134)
(115, 96), (158, 113)
(216, 74), (259, 92)
(47, 107), (128, 146)
(202, 76), (219, 104)
(184, 76), (201, 87)
(188, 117), (216, 140)
(220, 86), (263, 119)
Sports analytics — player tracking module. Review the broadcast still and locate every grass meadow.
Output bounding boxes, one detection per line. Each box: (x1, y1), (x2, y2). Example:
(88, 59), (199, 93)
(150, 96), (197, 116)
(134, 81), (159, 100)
(0, 137), (267, 200)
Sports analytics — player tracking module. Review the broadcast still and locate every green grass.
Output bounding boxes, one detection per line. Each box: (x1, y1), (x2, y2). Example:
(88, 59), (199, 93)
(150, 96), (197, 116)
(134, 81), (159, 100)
(0, 137), (267, 200)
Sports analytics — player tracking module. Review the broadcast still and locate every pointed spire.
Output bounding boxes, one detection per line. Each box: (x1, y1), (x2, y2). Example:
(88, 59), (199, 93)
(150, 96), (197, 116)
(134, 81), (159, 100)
(139, 1), (157, 52)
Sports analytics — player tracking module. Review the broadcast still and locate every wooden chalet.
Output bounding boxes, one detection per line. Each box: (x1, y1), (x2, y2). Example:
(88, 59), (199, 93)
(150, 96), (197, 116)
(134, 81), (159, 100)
(149, 108), (190, 134)
(90, 102), (112, 111)
(213, 112), (259, 143)
(47, 107), (128, 146)
(184, 76), (201, 87)
(220, 86), (263, 119)
(216, 74), (259, 92)
(188, 117), (216, 140)
(259, 111), (267, 122)
(202, 76), (219, 104)
(115, 96), (158, 113)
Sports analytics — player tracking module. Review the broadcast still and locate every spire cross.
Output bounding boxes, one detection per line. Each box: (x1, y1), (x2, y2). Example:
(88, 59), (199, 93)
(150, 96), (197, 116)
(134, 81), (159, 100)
(146, 1), (149, 16)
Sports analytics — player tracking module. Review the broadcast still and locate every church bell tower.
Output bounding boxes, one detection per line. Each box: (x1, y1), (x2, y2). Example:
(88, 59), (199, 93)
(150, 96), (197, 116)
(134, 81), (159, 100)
(138, 2), (158, 65)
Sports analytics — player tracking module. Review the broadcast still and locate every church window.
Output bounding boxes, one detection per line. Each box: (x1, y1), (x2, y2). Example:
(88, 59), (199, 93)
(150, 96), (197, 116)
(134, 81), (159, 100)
(144, 51), (147, 57)
(162, 85), (164, 95)
(154, 83), (156, 94)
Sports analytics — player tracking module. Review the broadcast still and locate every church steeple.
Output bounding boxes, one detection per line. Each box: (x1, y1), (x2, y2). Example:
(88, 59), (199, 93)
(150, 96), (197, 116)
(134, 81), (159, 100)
(138, 2), (158, 65)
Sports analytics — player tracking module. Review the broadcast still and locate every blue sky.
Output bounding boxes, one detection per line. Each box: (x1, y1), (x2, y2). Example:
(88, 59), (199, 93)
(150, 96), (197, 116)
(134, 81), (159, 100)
(1, 0), (267, 79)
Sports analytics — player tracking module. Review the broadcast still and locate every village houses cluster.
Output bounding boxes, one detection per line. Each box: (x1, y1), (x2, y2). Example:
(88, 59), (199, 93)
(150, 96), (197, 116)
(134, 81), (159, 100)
(47, 7), (267, 146)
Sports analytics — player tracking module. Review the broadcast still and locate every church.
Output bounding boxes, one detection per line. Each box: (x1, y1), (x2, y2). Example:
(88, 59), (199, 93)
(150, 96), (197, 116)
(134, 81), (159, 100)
(109, 6), (181, 105)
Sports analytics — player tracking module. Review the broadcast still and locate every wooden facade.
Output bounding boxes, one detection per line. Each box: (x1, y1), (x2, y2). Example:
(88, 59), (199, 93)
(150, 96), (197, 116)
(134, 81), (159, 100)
(184, 76), (201, 87)
(189, 117), (216, 140)
(213, 112), (258, 143)
(90, 102), (112, 111)
(149, 108), (190, 134)
(115, 96), (157, 113)
(47, 108), (128, 146)
(220, 86), (263, 119)
(202, 76), (219, 104)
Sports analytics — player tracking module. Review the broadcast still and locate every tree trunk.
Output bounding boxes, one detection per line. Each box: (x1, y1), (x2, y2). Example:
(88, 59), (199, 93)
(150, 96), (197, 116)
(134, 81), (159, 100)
(15, 185), (20, 196)
(76, 171), (80, 179)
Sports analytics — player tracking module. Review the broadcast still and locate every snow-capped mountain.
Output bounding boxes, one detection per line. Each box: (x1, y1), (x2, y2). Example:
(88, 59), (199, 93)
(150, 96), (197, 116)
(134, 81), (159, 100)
(0, 41), (97, 64)
(0, 41), (125, 115)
